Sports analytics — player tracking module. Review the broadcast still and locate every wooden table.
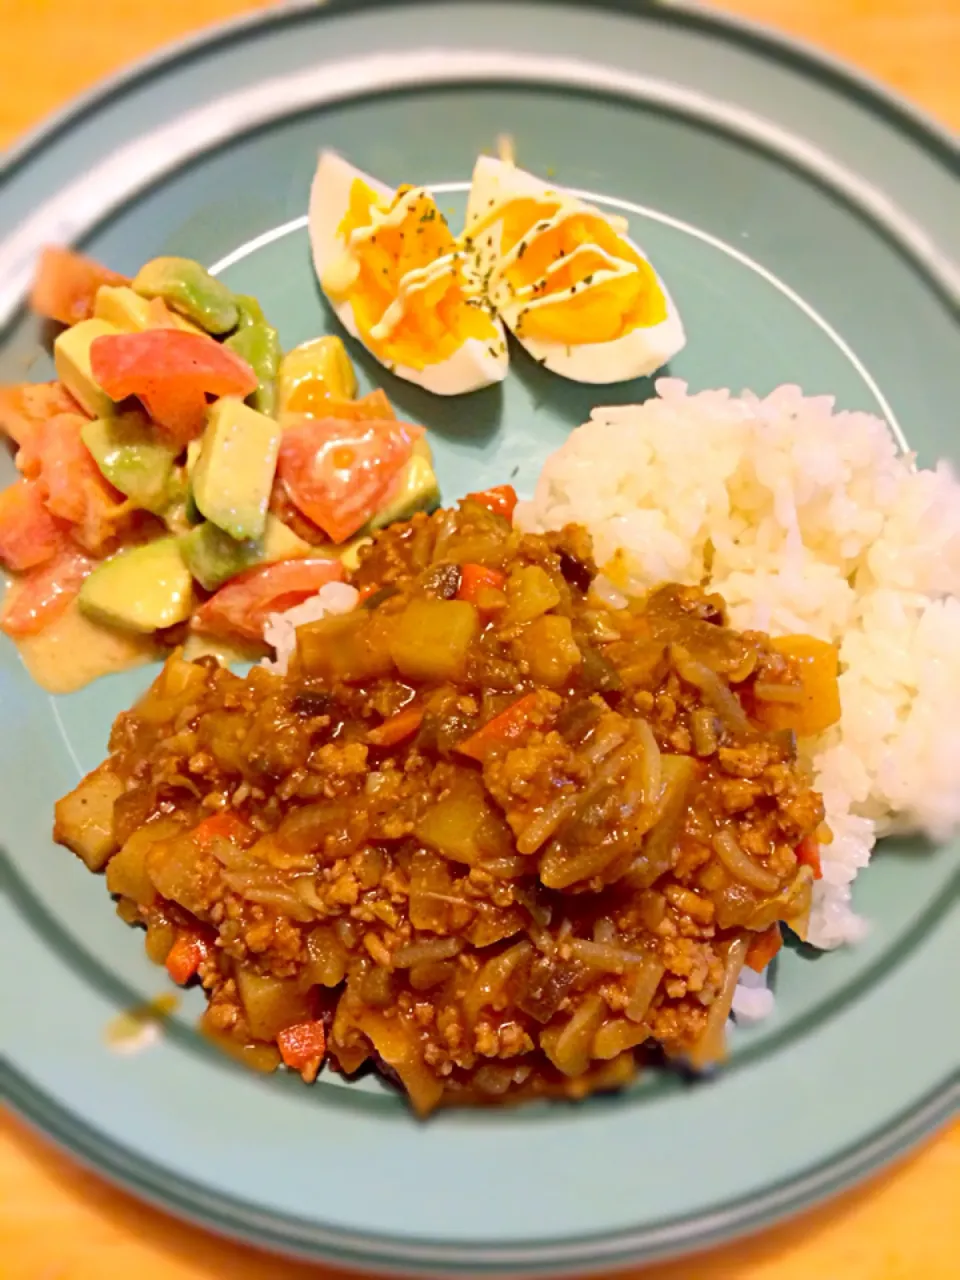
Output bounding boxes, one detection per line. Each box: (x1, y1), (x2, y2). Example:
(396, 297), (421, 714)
(1, 2), (957, 1277)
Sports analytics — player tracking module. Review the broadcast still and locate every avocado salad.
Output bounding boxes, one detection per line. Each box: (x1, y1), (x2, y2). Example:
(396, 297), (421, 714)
(0, 247), (440, 669)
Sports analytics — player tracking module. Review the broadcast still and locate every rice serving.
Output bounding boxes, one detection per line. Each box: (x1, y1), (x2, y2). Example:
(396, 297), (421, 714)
(517, 379), (960, 949)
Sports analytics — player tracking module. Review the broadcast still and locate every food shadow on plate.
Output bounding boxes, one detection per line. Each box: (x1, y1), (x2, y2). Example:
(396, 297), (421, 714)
(508, 335), (667, 426)
(309, 285), (505, 444)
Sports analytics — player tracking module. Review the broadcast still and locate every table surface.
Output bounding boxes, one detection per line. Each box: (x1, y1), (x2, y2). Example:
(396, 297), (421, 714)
(1, 1), (957, 1277)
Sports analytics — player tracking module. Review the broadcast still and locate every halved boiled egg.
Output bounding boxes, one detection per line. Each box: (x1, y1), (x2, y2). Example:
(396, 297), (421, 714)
(309, 151), (508, 396)
(464, 157), (685, 383)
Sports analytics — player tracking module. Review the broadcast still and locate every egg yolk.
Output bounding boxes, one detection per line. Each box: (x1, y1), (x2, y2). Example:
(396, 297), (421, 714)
(479, 197), (667, 345)
(330, 180), (498, 370)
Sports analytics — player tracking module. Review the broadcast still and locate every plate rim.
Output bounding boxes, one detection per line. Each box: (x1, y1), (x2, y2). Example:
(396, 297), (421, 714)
(1, 1), (958, 1274)
(2, 0), (957, 184)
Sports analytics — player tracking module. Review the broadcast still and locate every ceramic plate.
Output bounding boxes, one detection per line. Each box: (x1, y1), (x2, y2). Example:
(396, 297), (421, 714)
(1, 2), (958, 1274)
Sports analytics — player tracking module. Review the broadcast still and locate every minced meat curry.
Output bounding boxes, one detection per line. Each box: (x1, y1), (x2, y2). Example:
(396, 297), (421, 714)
(54, 494), (838, 1113)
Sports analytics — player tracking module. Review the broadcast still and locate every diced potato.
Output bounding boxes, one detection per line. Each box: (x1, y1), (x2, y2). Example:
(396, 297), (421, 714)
(235, 969), (315, 1041)
(415, 779), (512, 867)
(390, 598), (478, 680)
(501, 564), (561, 627)
(522, 614), (581, 687)
(296, 611), (394, 683)
(53, 765), (124, 871)
(106, 817), (184, 904)
(145, 834), (210, 916)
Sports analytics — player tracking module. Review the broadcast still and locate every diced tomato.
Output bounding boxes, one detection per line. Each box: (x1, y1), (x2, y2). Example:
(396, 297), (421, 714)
(192, 558), (345, 642)
(286, 385), (395, 421)
(464, 484), (518, 522)
(164, 932), (211, 986)
(457, 563), (506, 604)
(277, 1019), (326, 1076)
(30, 246), (128, 327)
(0, 479), (67, 571)
(457, 692), (540, 762)
(192, 811), (251, 851)
(35, 414), (133, 555)
(745, 923), (783, 973)
(367, 705), (424, 747)
(90, 331), (258, 445)
(0, 548), (94, 637)
(796, 834), (823, 880)
(277, 416), (421, 544)
(0, 382), (85, 452)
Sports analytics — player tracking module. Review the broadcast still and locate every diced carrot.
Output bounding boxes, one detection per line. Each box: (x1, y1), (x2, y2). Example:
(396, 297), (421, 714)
(30, 246), (128, 327)
(90, 330), (258, 445)
(0, 479), (67, 571)
(0, 548), (94, 637)
(745, 924), (783, 973)
(192, 811), (250, 852)
(464, 484), (518, 522)
(367, 705), (424, 747)
(457, 563), (506, 604)
(164, 933), (211, 986)
(795, 835), (823, 880)
(277, 1019), (327, 1076)
(457, 692), (540, 762)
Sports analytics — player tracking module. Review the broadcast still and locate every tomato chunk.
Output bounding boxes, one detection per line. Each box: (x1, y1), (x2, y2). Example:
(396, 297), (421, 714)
(0, 479), (67, 571)
(277, 416), (421, 544)
(0, 382), (85, 451)
(0, 548), (94, 637)
(30, 246), (128, 327)
(464, 484), (518, 521)
(192, 558), (345, 642)
(90, 331), (258, 445)
(277, 1019), (326, 1079)
(165, 932), (211, 986)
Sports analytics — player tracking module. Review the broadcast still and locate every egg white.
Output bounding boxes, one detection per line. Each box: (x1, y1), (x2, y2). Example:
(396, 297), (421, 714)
(309, 150), (508, 396)
(465, 156), (686, 384)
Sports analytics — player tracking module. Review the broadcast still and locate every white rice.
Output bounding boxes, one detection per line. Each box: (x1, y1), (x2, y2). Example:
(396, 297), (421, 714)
(261, 581), (359, 675)
(517, 379), (960, 951)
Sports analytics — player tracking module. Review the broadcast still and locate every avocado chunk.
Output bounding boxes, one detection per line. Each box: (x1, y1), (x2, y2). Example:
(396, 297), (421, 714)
(94, 284), (203, 335)
(54, 318), (122, 418)
(225, 320), (280, 417)
(79, 538), (194, 633)
(81, 412), (179, 513)
(181, 515), (312, 591)
(192, 397), (281, 542)
(368, 438), (441, 531)
(132, 257), (238, 335)
(278, 335), (357, 411)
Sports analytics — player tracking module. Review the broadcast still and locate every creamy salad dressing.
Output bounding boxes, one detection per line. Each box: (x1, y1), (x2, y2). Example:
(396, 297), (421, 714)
(13, 599), (158, 693)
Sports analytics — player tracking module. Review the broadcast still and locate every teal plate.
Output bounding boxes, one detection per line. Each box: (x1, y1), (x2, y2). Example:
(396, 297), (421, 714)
(1, 2), (958, 1274)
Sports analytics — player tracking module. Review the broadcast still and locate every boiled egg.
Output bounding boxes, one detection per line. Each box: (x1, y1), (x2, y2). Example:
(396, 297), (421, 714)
(464, 157), (685, 383)
(309, 151), (508, 396)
